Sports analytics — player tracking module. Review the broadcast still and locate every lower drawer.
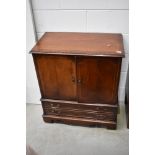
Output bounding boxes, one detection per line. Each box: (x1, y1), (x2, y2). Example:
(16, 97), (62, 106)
(42, 100), (117, 122)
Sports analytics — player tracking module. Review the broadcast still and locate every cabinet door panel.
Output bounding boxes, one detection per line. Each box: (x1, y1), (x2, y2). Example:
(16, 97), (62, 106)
(77, 57), (121, 104)
(33, 55), (76, 101)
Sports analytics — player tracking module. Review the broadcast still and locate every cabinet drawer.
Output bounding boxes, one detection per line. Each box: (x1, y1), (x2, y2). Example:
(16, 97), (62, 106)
(42, 101), (117, 122)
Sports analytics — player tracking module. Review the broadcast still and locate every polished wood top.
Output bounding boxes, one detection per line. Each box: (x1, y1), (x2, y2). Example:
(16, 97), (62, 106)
(31, 32), (124, 57)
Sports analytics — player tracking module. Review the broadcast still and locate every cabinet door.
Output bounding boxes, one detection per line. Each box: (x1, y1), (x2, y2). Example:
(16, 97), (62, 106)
(77, 57), (121, 104)
(33, 55), (77, 101)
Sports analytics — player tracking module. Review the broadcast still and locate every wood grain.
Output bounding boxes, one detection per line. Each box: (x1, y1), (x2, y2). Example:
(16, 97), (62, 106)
(31, 32), (124, 57)
(43, 115), (117, 129)
(77, 56), (121, 104)
(31, 32), (124, 129)
(42, 101), (117, 122)
(33, 54), (77, 101)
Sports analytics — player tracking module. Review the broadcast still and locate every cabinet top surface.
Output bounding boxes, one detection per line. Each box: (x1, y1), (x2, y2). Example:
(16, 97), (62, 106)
(31, 32), (124, 57)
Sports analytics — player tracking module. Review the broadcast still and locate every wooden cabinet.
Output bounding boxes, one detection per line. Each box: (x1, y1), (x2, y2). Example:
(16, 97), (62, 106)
(31, 32), (124, 129)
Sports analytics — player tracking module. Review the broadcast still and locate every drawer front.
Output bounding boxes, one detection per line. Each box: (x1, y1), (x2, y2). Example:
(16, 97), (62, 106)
(42, 101), (117, 122)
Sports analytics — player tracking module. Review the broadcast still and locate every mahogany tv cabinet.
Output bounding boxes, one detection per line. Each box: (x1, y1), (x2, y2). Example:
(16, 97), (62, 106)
(30, 32), (124, 129)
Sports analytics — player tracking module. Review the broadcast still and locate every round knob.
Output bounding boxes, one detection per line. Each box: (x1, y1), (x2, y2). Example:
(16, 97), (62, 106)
(77, 79), (81, 83)
(72, 77), (75, 83)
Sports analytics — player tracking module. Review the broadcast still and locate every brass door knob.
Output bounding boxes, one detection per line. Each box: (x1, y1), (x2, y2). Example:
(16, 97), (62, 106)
(77, 79), (81, 84)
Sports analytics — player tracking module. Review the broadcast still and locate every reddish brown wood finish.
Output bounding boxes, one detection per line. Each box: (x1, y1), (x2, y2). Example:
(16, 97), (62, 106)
(31, 32), (124, 57)
(76, 56), (121, 104)
(33, 55), (77, 101)
(31, 32), (124, 129)
(42, 100), (117, 122)
(43, 115), (117, 129)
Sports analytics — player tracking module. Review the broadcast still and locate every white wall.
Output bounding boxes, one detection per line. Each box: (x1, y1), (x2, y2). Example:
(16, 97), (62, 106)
(26, 0), (41, 104)
(27, 0), (129, 104)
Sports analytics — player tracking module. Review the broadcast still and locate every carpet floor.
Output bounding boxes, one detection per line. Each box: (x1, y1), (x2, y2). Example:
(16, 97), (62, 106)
(26, 103), (129, 155)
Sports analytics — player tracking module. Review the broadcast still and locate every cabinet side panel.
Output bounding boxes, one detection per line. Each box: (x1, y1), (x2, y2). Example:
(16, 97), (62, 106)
(33, 54), (44, 97)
